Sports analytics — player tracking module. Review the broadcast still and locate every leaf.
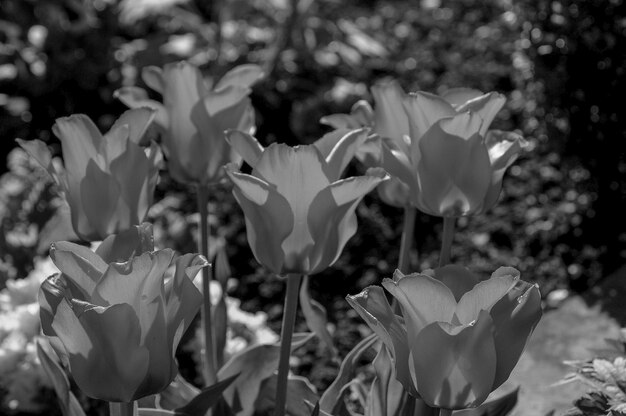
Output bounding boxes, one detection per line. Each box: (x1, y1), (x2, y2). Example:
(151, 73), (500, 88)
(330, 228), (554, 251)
(453, 388), (519, 416)
(175, 373), (240, 416)
(35, 337), (86, 416)
(157, 374), (201, 410)
(218, 333), (314, 416)
(300, 275), (339, 360)
(319, 333), (377, 414)
(255, 374), (319, 416)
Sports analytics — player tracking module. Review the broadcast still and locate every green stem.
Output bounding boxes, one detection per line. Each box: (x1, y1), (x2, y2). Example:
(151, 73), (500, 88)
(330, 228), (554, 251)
(274, 273), (303, 416)
(197, 184), (217, 385)
(438, 409), (453, 416)
(109, 402), (135, 416)
(398, 205), (417, 273)
(438, 216), (456, 267)
(412, 398), (438, 416)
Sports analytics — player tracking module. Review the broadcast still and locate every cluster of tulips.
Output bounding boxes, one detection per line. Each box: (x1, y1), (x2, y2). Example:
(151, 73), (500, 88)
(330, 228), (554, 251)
(17, 59), (542, 416)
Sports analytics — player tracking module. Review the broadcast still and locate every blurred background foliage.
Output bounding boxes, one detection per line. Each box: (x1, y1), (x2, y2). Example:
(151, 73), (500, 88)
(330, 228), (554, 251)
(1, 0), (625, 409)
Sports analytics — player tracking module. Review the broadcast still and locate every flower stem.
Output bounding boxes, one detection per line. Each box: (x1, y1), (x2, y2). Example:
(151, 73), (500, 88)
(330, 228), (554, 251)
(109, 402), (135, 416)
(197, 184), (217, 385)
(438, 216), (456, 267)
(398, 205), (417, 273)
(274, 273), (303, 416)
(438, 409), (453, 416)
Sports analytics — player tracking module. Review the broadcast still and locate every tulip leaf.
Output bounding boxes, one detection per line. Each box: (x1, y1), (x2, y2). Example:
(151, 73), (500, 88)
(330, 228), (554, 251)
(453, 388), (519, 416)
(300, 275), (339, 360)
(319, 333), (377, 414)
(156, 374), (201, 410)
(218, 333), (314, 416)
(255, 374), (319, 416)
(174, 373), (240, 416)
(35, 337), (87, 416)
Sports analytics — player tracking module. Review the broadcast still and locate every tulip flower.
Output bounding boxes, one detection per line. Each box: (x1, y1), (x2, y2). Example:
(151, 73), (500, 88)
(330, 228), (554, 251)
(380, 85), (527, 216)
(321, 90), (411, 208)
(17, 108), (161, 241)
(347, 265), (542, 410)
(38, 238), (207, 402)
(115, 61), (264, 185)
(224, 128), (388, 275)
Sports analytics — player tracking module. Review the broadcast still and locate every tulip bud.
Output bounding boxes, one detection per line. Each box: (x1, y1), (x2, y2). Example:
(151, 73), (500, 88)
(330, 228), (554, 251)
(115, 61), (264, 186)
(347, 265), (542, 410)
(17, 108), (161, 241)
(39, 240), (207, 402)
(224, 129), (389, 275)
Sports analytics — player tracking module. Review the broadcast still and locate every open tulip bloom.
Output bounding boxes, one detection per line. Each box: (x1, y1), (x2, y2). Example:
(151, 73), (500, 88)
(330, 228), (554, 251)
(347, 265), (542, 410)
(224, 128), (389, 275)
(17, 108), (161, 241)
(115, 61), (264, 185)
(39, 238), (207, 403)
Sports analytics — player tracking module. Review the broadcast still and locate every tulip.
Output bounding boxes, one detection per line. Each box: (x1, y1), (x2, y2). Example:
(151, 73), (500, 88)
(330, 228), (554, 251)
(347, 265), (542, 410)
(321, 89), (411, 208)
(224, 128), (388, 275)
(17, 108), (161, 241)
(115, 61), (264, 185)
(379, 85), (527, 216)
(38, 238), (207, 402)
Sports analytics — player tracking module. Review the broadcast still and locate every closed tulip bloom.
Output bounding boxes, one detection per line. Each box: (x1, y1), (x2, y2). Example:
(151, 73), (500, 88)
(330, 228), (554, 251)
(347, 265), (542, 410)
(224, 129), (388, 275)
(17, 108), (161, 241)
(380, 86), (527, 216)
(115, 61), (263, 185)
(39, 240), (207, 402)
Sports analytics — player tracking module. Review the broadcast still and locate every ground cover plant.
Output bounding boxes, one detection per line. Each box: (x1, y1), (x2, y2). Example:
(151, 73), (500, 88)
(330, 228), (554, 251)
(0, 1), (624, 416)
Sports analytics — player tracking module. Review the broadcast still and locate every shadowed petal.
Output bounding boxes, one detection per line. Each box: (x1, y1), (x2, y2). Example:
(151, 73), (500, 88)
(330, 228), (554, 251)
(410, 310), (497, 409)
(372, 80), (411, 153)
(50, 241), (107, 297)
(456, 272), (518, 325)
(346, 286), (415, 395)
(226, 130), (264, 168)
(456, 92), (506, 136)
(52, 301), (149, 402)
(95, 223), (154, 264)
(307, 168), (387, 273)
(489, 279), (542, 389)
(81, 160), (124, 238)
(226, 165), (293, 273)
(425, 265), (481, 302)
(403, 92), (456, 154)
(440, 88), (485, 108)
(382, 272), (456, 338)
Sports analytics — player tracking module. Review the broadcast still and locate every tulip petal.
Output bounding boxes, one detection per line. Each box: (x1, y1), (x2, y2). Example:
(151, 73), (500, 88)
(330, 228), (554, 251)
(382, 272), (456, 337)
(438, 112), (483, 141)
(114, 87), (168, 128)
(52, 300), (149, 402)
(410, 310), (497, 409)
(92, 250), (173, 311)
(226, 130), (264, 168)
(215, 64), (265, 90)
(226, 166), (293, 273)
(489, 279), (542, 389)
(403, 91), (456, 148)
(440, 88), (485, 108)
(81, 160), (124, 238)
(321, 128), (370, 181)
(312, 128), (353, 160)
(142, 66), (164, 94)
(95, 223), (154, 264)
(482, 130), (527, 210)
(372, 80), (411, 153)
(307, 168), (387, 273)
(425, 265), (481, 302)
(165, 253), (206, 354)
(346, 286), (415, 395)
(39, 274), (70, 336)
(417, 119), (491, 216)
(456, 92), (506, 136)
(107, 107), (156, 145)
(203, 85), (251, 117)
(380, 139), (417, 194)
(50, 241), (107, 296)
(108, 138), (153, 226)
(455, 272), (518, 325)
